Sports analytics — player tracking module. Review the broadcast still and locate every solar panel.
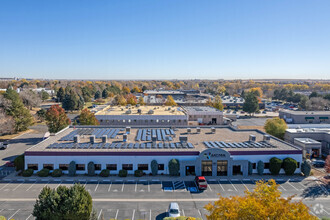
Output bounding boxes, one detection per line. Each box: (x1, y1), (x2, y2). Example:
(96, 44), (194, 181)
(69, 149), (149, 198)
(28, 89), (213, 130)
(161, 129), (166, 141)
(103, 143), (110, 149)
(215, 141), (225, 148)
(121, 143), (127, 149)
(157, 129), (162, 141)
(146, 143), (151, 149)
(111, 129), (120, 139)
(128, 143), (133, 149)
(169, 129), (174, 135)
(152, 129), (156, 137)
(165, 129), (170, 135)
(170, 143), (175, 149)
(210, 142), (218, 148)
(204, 141), (213, 148)
(142, 129), (146, 141)
(187, 143), (194, 149)
(147, 135), (151, 141)
(158, 143), (163, 149)
(136, 129), (142, 141)
(168, 136), (173, 141)
(134, 143), (139, 149)
(96, 143), (103, 149)
(182, 143), (187, 148)
(115, 143), (121, 149)
(140, 143), (145, 149)
(164, 143), (169, 149)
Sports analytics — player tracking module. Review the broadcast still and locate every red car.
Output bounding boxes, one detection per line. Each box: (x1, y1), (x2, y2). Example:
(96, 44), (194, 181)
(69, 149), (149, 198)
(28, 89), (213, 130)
(5, 161), (15, 167)
(195, 176), (207, 190)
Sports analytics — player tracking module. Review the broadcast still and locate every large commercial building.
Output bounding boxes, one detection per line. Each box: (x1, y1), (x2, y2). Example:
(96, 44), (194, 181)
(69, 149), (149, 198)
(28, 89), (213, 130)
(25, 126), (302, 177)
(183, 106), (223, 125)
(279, 110), (330, 124)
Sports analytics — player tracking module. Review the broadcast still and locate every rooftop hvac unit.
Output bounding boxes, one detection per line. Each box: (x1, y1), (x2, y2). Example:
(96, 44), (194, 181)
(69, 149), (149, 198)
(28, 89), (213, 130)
(187, 128), (191, 133)
(179, 136), (188, 143)
(211, 127), (216, 133)
(126, 110), (131, 114)
(123, 134), (128, 142)
(148, 110), (154, 114)
(152, 135), (157, 142)
(102, 135), (107, 143)
(263, 135), (270, 143)
(249, 135), (256, 142)
(73, 135), (80, 143)
(90, 135), (95, 144)
(126, 127), (131, 134)
(137, 109), (142, 114)
(196, 127), (201, 133)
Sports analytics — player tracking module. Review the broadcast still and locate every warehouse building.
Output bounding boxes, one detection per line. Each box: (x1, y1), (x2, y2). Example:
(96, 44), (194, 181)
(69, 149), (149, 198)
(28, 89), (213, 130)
(279, 110), (330, 124)
(25, 126), (302, 177)
(183, 106), (223, 125)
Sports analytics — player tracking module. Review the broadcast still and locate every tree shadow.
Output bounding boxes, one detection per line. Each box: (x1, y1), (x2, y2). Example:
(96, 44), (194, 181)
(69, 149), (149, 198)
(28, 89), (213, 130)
(301, 183), (328, 198)
(155, 212), (167, 220)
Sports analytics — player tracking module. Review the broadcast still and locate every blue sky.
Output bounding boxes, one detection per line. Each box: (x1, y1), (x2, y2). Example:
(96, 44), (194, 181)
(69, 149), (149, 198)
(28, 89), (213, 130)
(0, 0), (329, 80)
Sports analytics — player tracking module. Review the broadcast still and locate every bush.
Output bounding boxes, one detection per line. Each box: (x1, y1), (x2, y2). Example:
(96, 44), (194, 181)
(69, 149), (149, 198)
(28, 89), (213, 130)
(99, 169), (110, 177)
(248, 162), (253, 175)
(257, 161), (264, 175)
(134, 170), (143, 177)
(14, 154), (24, 171)
(269, 157), (282, 175)
(37, 168), (50, 177)
(283, 158), (297, 175)
(151, 160), (158, 176)
(0, 216), (6, 220)
(301, 160), (312, 176)
(51, 169), (62, 177)
(87, 162), (95, 176)
(68, 161), (76, 176)
(168, 159), (180, 176)
(119, 169), (127, 177)
(22, 169), (34, 177)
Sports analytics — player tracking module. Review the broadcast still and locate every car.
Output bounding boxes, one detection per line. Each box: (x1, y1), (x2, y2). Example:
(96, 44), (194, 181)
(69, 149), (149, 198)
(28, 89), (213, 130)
(5, 161), (14, 167)
(0, 142), (8, 150)
(312, 160), (325, 168)
(226, 110), (231, 113)
(233, 111), (237, 114)
(195, 176), (208, 190)
(262, 110), (267, 114)
(167, 202), (180, 217)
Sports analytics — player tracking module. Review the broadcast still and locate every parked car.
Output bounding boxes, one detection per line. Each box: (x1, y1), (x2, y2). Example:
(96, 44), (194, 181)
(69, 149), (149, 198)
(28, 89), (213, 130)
(312, 160), (325, 168)
(0, 142), (8, 150)
(5, 161), (15, 167)
(226, 110), (231, 113)
(167, 202), (180, 217)
(262, 110), (267, 114)
(195, 176), (207, 190)
(240, 111), (245, 114)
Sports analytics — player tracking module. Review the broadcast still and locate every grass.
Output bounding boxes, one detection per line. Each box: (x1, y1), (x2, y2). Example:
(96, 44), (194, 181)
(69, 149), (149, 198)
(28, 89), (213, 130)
(0, 129), (33, 142)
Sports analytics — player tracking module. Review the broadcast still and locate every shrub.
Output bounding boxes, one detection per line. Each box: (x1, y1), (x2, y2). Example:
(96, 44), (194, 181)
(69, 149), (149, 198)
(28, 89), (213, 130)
(51, 169), (62, 177)
(37, 168), (50, 177)
(14, 154), (24, 171)
(151, 160), (158, 176)
(248, 162), (253, 175)
(68, 161), (76, 176)
(301, 160), (312, 177)
(283, 158), (297, 175)
(22, 169), (34, 177)
(168, 159), (180, 176)
(134, 170), (143, 177)
(0, 216), (6, 220)
(99, 169), (110, 177)
(87, 162), (95, 176)
(257, 161), (264, 175)
(269, 157), (282, 175)
(119, 169), (127, 177)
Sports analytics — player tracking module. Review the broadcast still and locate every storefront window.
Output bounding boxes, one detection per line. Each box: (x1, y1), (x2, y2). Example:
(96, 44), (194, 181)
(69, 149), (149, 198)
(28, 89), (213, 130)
(122, 164), (133, 170)
(217, 160), (227, 176)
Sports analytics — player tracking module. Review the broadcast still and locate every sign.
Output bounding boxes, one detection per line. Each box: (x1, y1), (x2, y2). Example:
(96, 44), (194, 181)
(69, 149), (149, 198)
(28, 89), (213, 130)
(203, 152), (226, 159)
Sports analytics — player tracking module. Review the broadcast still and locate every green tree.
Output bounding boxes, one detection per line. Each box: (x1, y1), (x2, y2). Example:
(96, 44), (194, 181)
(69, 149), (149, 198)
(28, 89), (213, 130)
(269, 157), (282, 175)
(40, 90), (50, 101)
(301, 160), (311, 176)
(102, 89), (108, 99)
(14, 154), (24, 171)
(68, 161), (76, 176)
(62, 90), (79, 111)
(3, 88), (34, 132)
(243, 92), (259, 115)
(56, 87), (65, 102)
(283, 158), (297, 175)
(87, 162), (95, 176)
(151, 160), (158, 176)
(257, 161), (264, 175)
(79, 109), (99, 125)
(299, 95), (309, 110)
(264, 117), (288, 140)
(45, 105), (71, 133)
(94, 91), (101, 100)
(165, 95), (177, 106)
(37, 108), (47, 121)
(168, 159), (180, 176)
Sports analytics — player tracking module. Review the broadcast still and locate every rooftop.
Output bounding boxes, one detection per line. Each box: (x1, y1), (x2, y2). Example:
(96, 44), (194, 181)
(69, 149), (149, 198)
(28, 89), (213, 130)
(294, 138), (321, 144)
(286, 128), (330, 134)
(183, 106), (222, 114)
(280, 110), (330, 116)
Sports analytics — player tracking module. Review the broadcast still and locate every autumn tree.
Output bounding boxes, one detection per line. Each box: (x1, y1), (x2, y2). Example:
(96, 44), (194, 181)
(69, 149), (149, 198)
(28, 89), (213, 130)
(205, 179), (317, 220)
(122, 86), (131, 94)
(250, 87), (263, 98)
(45, 105), (71, 133)
(138, 96), (145, 105)
(243, 92), (259, 115)
(325, 155), (330, 173)
(79, 109), (100, 125)
(40, 90), (50, 101)
(126, 94), (137, 105)
(212, 95), (224, 111)
(264, 117), (288, 140)
(19, 90), (42, 109)
(165, 95), (177, 106)
(114, 95), (127, 106)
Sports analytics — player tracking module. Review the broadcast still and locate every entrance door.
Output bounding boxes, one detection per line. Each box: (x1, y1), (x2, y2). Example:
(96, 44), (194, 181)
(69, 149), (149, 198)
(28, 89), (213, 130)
(233, 165), (241, 175)
(202, 161), (212, 176)
(217, 160), (228, 176)
(312, 149), (319, 157)
(212, 118), (217, 124)
(185, 166), (195, 176)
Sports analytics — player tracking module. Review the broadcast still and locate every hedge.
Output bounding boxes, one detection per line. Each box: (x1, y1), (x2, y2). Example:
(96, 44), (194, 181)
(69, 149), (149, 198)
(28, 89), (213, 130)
(257, 161), (264, 175)
(68, 161), (76, 176)
(22, 169), (34, 177)
(168, 159), (180, 176)
(14, 154), (24, 171)
(119, 169), (127, 177)
(269, 157), (282, 175)
(151, 160), (158, 176)
(301, 160), (311, 177)
(99, 169), (110, 177)
(248, 162), (253, 175)
(283, 158), (297, 175)
(134, 170), (143, 177)
(37, 168), (50, 177)
(87, 162), (95, 176)
(51, 169), (63, 177)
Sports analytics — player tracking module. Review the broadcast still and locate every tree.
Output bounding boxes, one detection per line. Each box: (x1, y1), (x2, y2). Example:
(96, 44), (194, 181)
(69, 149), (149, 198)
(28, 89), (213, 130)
(101, 89), (108, 99)
(33, 184), (93, 220)
(62, 90), (79, 111)
(114, 95), (127, 106)
(168, 159), (180, 176)
(87, 162), (95, 176)
(205, 179), (317, 220)
(309, 91), (319, 99)
(3, 88), (34, 132)
(301, 160), (312, 177)
(19, 90), (42, 109)
(212, 95), (224, 111)
(56, 87), (65, 102)
(269, 157), (282, 175)
(40, 90), (50, 101)
(257, 161), (264, 175)
(14, 154), (24, 171)
(326, 155), (330, 174)
(151, 160), (158, 176)
(126, 94), (137, 105)
(283, 158), (297, 175)
(79, 109), (99, 125)
(94, 91), (101, 100)
(45, 105), (71, 133)
(250, 87), (263, 98)
(299, 95), (309, 110)
(264, 117), (288, 140)
(122, 86), (131, 94)
(0, 107), (15, 135)
(138, 96), (145, 105)
(243, 92), (259, 115)
(165, 95), (177, 106)
(248, 162), (253, 175)
(68, 161), (76, 176)
(37, 108), (47, 121)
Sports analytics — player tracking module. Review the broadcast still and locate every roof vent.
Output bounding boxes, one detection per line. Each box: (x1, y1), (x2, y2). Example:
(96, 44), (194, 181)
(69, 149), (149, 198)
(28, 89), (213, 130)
(74, 135), (80, 143)
(179, 136), (188, 143)
(126, 127), (131, 134)
(123, 133), (128, 142)
(249, 135), (256, 142)
(196, 127), (201, 133)
(211, 127), (216, 133)
(102, 135), (107, 143)
(90, 135), (95, 144)
(187, 128), (191, 133)
(148, 110), (154, 114)
(263, 135), (270, 143)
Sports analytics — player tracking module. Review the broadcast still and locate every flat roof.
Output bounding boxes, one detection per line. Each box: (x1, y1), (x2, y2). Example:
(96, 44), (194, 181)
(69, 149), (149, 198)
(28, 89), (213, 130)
(26, 126), (299, 153)
(280, 110), (330, 116)
(286, 128), (330, 134)
(95, 105), (185, 116)
(183, 106), (222, 114)
(294, 138), (321, 144)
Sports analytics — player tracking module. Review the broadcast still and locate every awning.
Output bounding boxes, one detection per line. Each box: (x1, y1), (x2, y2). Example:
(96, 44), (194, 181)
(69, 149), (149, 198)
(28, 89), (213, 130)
(305, 117), (314, 120)
(319, 117), (329, 119)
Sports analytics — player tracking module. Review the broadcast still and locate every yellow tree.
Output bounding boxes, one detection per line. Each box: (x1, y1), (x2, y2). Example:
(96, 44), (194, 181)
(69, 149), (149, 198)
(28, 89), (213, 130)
(138, 96), (145, 105)
(213, 95), (224, 111)
(165, 95), (177, 106)
(250, 87), (263, 98)
(205, 179), (316, 220)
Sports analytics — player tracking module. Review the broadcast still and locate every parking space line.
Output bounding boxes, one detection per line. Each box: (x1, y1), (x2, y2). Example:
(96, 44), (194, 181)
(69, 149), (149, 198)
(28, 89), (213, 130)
(94, 181), (100, 192)
(121, 182), (125, 192)
(148, 182), (150, 192)
(149, 209), (151, 220)
(132, 209), (135, 220)
(135, 182), (137, 192)
(97, 209), (102, 220)
(108, 182), (112, 192)
(279, 184), (287, 191)
(26, 214), (32, 220)
(287, 180), (299, 191)
(229, 180), (238, 191)
(55, 181), (62, 190)
(198, 209), (202, 218)
(217, 181), (225, 191)
(0, 181), (12, 190)
(115, 209), (119, 219)
(13, 182), (24, 191)
(41, 181), (50, 191)
(322, 208), (330, 216)
(207, 183), (213, 192)
(182, 209), (185, 217)
(8, 209), (20, 219)
(241, 180), (249, 192)
(26, 181), (37, 191)
(298, 182), (306, 189)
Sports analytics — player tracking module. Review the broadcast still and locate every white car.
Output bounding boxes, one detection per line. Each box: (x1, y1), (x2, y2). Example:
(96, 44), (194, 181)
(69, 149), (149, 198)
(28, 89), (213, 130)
(168, 202), (180, 218)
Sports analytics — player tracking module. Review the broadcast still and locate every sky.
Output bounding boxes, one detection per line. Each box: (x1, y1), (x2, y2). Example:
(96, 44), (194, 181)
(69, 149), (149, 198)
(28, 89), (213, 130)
(0, 0), (330, 80)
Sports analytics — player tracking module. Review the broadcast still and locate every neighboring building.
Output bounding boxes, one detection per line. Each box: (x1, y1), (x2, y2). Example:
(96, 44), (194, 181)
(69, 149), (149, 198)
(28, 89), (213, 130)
(24, 126), (302, 177)
(183, 106), (223, 125)
(293, 138), (322, 158)
(94, 105), (188, 126)
(284, 127), (330, 157)
(279, 110), (330, 124)
(221, 96), (244, 109)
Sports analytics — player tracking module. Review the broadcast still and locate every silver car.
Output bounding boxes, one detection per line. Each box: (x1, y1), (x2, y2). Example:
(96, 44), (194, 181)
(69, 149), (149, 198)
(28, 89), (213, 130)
(168, 202), (180, 218)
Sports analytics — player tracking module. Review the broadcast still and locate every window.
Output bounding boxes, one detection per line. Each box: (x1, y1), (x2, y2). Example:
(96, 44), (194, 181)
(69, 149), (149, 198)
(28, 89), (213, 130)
(28, 164), (38, 170)
(76, 164), (85, 171)
(122, 164), (133, 170)
(252, 163), (256, 169)
(59, 164), (69, 170)
(158, 164), (164, 170)
(106, 164), (117, 170)
(100, 120), (103, 123)
(297, 162), (300, 168)
(95, 164), (101, 170)
(264, 163), (270, 169)
(138, 164), (148, 170)
(43, 164), (54, 170)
